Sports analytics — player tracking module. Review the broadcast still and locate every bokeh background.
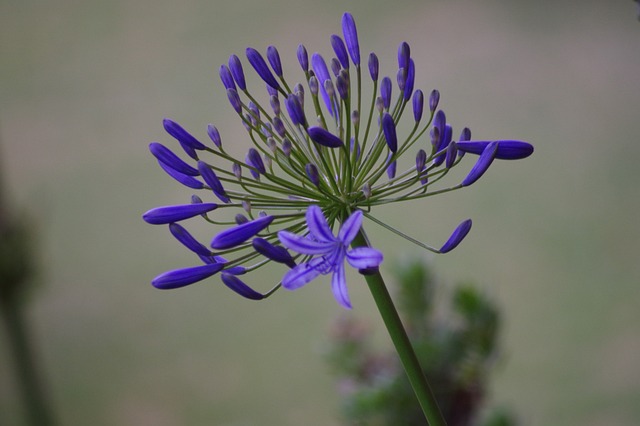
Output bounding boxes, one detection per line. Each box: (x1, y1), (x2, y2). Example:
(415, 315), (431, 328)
(1, 0), (639, 424)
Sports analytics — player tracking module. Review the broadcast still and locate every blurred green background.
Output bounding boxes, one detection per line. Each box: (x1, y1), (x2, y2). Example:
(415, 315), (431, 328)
(1, 0), (639, 424)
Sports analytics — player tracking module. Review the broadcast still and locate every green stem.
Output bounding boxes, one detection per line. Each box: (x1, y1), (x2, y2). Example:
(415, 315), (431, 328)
(0, 300), (57, 426)
(351, 229), (447, 426)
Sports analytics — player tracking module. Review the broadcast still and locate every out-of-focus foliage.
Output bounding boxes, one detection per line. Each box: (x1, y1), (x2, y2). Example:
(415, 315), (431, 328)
(325, 260), (516, 426)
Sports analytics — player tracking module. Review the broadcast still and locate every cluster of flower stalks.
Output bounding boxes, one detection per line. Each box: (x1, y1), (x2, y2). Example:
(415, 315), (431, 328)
(142, 12), (533, 309)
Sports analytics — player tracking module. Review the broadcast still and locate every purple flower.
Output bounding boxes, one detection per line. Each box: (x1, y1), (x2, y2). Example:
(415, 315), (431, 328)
(331, 35), (349, 69)
(266, 45), (283, 77)
(149, 142), (199, 176)
(368, 52), (379, 81)
(152, 262), (224, 290)
(246, 47), (281, 91)
(297, 44), (309, 72)
(341, 12), (360, 66)
(228, 54), (246, 91)
(455, 140), (534, 160)
(221, 273), (265, 300)
(462, 141), (498, 186)
(439, 219), (473, 253)
(382, 112), (398, 152)
(308, 126), (344, 148)
(311, 53), (333, 115)
(211, 215), (275, 250)
(278, 206), (383, 309)
(157, 160), (204, 189)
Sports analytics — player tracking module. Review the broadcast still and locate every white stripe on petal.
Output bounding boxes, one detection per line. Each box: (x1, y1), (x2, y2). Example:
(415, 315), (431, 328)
(346, 247), (383, 269)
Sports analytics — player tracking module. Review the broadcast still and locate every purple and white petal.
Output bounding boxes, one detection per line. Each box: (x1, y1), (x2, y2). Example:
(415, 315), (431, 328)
(305, 205), (336, 242)
(281, 257), (325, 290)
(346, 247), (384, 269)
(278, 230), (335, 255)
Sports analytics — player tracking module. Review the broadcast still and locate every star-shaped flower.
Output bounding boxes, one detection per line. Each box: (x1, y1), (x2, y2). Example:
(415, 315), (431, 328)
(278, 205), (383, 309)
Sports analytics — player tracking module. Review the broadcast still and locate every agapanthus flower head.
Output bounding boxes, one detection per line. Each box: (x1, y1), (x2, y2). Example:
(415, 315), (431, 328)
(142, 13), (533, 308)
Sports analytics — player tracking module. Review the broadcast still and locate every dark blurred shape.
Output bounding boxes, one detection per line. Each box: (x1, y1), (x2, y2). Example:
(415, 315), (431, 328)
(325, 260), (516, 426)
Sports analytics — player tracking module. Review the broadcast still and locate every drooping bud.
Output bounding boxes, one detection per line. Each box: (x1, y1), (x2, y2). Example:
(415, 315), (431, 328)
(266, 45), (283, 77)
(211, 215), (275, 249)
(152, 263), (224, 290)
(228, 54), (246, 91)
(226, 88), (242, 114)
(297, 44), (309, 73)
(382, 112), (398, 152)
(157, 161), (203, 189)
(341, 12), (360, 65)
(221, 273), (265, 300)
(285, 94), (307, 127)
(412, 90), (424, 123)
(461, 141), (499, 186)
(439, 219), (473, 253)
(455, 140), (534, 160)
(149, 142), (199, 176)
(368, 52), (379, 81)
(142, 203), (218, 225)
(246, 47), (281, 90)
(381, 77), (392, 110)
(305, 163), (320, 187)
(252, 238), (296, 268)
(307, 126), (344, 148)
(169, 223), (211, 256)
(197, 161), (230, 203)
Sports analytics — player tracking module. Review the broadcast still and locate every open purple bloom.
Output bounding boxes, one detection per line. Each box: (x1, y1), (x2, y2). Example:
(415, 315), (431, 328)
(278, 206), (383, 309)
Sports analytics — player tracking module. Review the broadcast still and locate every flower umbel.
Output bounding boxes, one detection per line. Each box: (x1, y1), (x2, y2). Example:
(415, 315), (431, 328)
(142, 12), (533, 308)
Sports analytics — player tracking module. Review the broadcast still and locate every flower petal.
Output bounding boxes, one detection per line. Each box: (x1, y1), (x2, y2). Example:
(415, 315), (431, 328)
(461, 141), (498, 187)
(331, 262), (351, 309)
(221, 273), (264, 300)
(152, 262), (223, 290)
(278, 230), (335, 255)
(142, 203), (218, 225)
(305, 205), (335, 242)
(439, 219), (473, 253)
(455, 140), (534, 160)
(169, 223), (211, 256)
(211, 215), (274, 249)
(281, 257), (324, 290)
(337, 210), (363, 245)
(346, 247), (383, 269)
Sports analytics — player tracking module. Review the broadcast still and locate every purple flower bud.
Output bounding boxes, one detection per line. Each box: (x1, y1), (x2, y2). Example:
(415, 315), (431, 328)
(386, 154), (397, 179)
(382, 113), (398, 153)
(305, 163), (320, 187)
(226, 88), (242, 114)
(307, 126), (344, 148)
(242, 200), (251, 213)
(246, 148), (266, 175)
(330, 58), (341, 77)
(459, 127), (471, 142)
(397, 42), (410, 70)
(462, 141), (499, 186)
(211, 215), (275, 249)
(219, 64), (236, 91)
(285, 94), (307, 127)
(191, 194), (203, 204)
(142, 203), (218, 225)
(197, 161), (230, 203)
(341, 13), (360, 65)
(375, 96), (384, 113)
(149, 142), (199, 176)
(331, 35), (349, 69)
(455, 140), (534, 160)
(266, 45), (283, 77)
(221, 273), (265, 300)
(169, 223), (211, 256)
(412, 90), (424, 123)
(235, 214), (248, 224)
(396, 68), (406, 92)
(311, 53), (333, 114)
(308, 75), (319, 96)
(439, 219), (472, 254)
(232, 162), (242, 179)
(163, 119), (207, 154)
(368, 52), (379, 81)
(350, 137), (361, 161)
(351, 110), (360, 127)
(207, 124), (222, 148)
(445, 141), (458, 169)
(295, 83), (305, 105)
(282, 139), (292, 157)
(270, 95), (281, 116)
(272, 116), (286, 138)
(403, 59), (415, 101)
(416, 149), (426, 172)
(429, 89), (440, 112)
(336, 74), (348, 100)
(297, 44), (309, 73)
(246, 47), (281, 91)
(228, 54), (246, 91)
(252, 238), (296, 268)
(381, 77), (392, 110)
(152, 262), (224, 290)
(157, 161), (204, 189)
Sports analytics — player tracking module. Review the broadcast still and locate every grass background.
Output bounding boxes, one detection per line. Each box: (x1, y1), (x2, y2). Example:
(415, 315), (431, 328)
(1, 0), (639, 424)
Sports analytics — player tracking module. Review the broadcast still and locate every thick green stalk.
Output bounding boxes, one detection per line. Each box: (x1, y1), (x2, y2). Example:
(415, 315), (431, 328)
(351, 229), (447, 426)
